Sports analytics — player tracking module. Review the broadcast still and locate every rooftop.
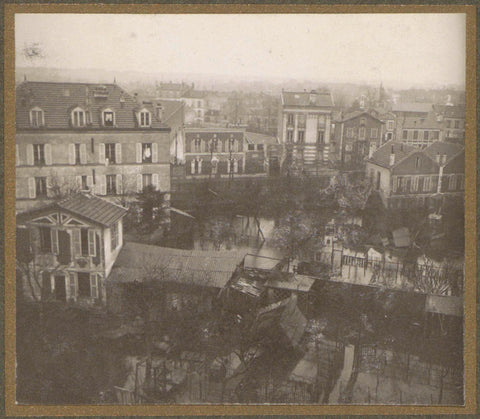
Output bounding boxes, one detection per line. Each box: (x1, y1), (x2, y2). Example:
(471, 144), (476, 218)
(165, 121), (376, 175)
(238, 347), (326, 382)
(367, 140), (416, 169)
(340, 110), (384, 124)
(17, 192), (128, 227)
(401, 113), (444, 130)
(392, 102), (433, 114)
(16, 81), (166, 130)
(281, 90), (334, 108)
(423, 141), (464, 164)
(109, 242), (245, 288)
(244, 132), (279, 145)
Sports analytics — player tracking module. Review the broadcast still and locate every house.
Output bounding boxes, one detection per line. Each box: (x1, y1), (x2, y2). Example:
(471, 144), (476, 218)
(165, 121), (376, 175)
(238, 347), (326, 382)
(181, 89), (206, 124)
(244, 131), (282, 176)
(365, 141), (464, 209)
(396, 112), (445, 147)
(433, 104), (465, 144)
(155, 81), (191, 99)
(182, 128), (276, 179)
(107, 242), (245, 315)
(278, 90), (334, 175)
(16, 192), (127, 304)
(334, 111), (385, 167)
(15, 81), (172, 213)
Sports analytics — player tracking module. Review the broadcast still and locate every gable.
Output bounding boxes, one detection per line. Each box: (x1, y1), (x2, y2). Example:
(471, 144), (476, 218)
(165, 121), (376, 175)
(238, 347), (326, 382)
(392, 151), (438, 175)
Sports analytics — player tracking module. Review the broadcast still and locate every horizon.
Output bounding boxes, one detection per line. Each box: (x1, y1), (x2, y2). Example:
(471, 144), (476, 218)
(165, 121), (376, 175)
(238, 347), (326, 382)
(16, 13), (466, 90)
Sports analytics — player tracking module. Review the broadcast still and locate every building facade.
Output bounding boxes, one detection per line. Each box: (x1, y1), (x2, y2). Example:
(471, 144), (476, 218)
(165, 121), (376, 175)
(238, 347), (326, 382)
(366, 141), (464, 209)
(16, 81), (172, 212)
(334, 111), (385, 167)
(182, 128), (278, 179)
(16, 193), (127, 305)
(396, 112), (445, 147)
(278, 90), (334, 175)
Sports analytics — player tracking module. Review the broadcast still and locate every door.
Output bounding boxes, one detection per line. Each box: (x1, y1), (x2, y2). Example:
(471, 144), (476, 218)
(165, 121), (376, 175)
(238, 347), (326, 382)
(54, 275), (66, 301)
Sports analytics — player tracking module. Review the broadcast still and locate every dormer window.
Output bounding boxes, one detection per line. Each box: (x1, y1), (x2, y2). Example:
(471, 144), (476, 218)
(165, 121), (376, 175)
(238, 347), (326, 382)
(138, 109), (151, 127)
(72, 107), (86, 127)
(102, 108), (115, 127)
(30, 107), (44, 127)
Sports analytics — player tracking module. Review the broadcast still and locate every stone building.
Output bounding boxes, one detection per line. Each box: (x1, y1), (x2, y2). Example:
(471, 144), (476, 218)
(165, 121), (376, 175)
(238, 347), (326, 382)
(16, 193), (127, 305)
(333, 111), (385, 168)
(15, 81), (172, 212)
(365, 140), (464, 209)
(278, 90), (334, 175)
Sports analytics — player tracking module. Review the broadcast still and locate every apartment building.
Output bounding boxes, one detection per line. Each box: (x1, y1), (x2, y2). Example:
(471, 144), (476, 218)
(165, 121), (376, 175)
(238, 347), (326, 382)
(15, 81), (172, 212)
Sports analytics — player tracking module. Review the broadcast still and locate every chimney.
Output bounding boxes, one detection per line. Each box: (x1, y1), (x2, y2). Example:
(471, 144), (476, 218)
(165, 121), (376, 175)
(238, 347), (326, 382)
(436, 152), (441, 163)
(389, 145), (395, 166)
(441, 153), (447, 165)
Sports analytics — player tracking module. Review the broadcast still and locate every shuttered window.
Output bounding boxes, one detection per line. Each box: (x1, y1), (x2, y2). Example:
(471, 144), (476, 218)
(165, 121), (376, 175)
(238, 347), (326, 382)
(90, 274), (98, 299)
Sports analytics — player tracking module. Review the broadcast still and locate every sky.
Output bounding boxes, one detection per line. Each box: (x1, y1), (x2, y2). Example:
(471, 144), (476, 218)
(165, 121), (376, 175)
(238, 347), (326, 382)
(15, 13), (466, 87)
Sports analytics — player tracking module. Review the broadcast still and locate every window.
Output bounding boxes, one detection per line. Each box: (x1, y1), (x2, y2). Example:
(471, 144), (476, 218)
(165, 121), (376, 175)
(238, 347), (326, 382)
(248, 144), (255, 151)
(105, 143), (116, 164)
(413, 130), (418, 140)
(210, 137), (218, 152)
(359, 127), (366, 140)
(142, 174), (152, 188)
(423, 131), (429, 140)
(30, 107), (44, 127)
(370, 128), (378, 138)
(106, 174), (117, 195)
(33, 144), (45, 166)
(257, 144), (264, 151)
(35, 177), (47, 197)
(387, 121), (394, 130)
(191, 158), (202, 175)
(454, 120), (460, 129)
(77, 273), (91, 297)
(39, 227), (52, 253)
(72, 108), (86, 127)
(228, 138), (236, 152)
(346, 128), (354, 138)
(81, 175), (88, 190)
(448, 175), (456, 190)
(81, 229), (89, 256)
(423, 176), (431, 192)
(142, 143), (152, 163)
(317, 131), (325, 144)
(446, 120), (451, 128)
(431, 131), (439, 140)
(287, 113), (294, 125)
(297, 130), (305, 143)
(360, 118), (366, 125)
(103, 110), (114, 127)
(287, 130), (293, 142)
(111, 222), (119, 250)
(194, 137), (202, 152)
(74, 144), (81, 165)
(139, 110), (151, 127)
(402, 130), (408, 140)
(211, 159), (218, 175)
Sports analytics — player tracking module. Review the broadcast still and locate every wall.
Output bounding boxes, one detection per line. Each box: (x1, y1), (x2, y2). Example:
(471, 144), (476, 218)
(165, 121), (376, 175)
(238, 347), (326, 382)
(16, 131), (171, 211)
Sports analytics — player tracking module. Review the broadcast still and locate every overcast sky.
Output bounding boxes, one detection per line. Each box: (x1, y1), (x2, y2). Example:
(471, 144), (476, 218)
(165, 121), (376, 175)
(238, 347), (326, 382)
(15, 13), (466, 87)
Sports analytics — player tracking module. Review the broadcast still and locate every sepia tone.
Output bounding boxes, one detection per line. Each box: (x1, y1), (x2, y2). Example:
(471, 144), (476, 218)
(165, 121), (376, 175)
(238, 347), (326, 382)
(4, 4), (477, 417)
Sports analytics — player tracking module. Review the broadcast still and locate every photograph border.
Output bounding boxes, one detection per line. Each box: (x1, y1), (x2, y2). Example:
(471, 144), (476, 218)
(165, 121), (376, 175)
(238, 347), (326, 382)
(3, 2), (477, 416)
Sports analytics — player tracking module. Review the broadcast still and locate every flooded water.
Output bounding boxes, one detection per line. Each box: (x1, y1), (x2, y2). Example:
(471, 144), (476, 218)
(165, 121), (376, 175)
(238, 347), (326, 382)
(116, 212), (464, 405)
